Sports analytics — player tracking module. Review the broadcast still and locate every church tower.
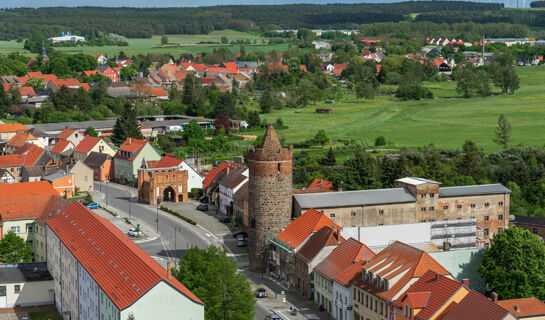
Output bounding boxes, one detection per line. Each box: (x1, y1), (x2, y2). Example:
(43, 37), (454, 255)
(247, 124), (293, 272)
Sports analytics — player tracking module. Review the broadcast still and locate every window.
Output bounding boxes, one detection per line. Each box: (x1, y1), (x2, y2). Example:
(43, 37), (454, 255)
(498, 227), (503, 233)
(379, 209), (384, 215)
(484, 228), (489, 236)
(484, 202), (490, 207)
(68, 179), (72, 184)
(380, 302), (384, 315)
(277, 163), (281, 173)
(484, 243), (490, 249)
(421, 194), (426, 199)
(484, 216), (489, 222)
(471, 203), (476, 208)
(457, 204), (462, 209)
(420, 220), (427, 223)
(430, 193), (435, 198)
(84, 176), (88, 182)
(443, 205), (449, 210)
(10, 226), (20, 234)
(498, 214), (504, 220)
(365, 295), (368, 307)
(499, 202), (504, 206)
(330, 213), (335, 218)
(429, 207), (435, 211)
(420, 207), (426, 212)
(14, 285), (20, 294)
(351, 211), (356, 216)
(374, 300), (377, 312)
(533, 228), (538, 234)
(378, 223), (384, 226)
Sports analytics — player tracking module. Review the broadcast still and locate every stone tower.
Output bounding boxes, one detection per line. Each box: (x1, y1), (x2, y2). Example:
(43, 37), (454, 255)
(248, 124), (293, 272)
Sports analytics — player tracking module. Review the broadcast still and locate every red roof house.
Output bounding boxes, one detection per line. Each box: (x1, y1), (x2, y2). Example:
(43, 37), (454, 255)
(497, 297), (545, 319)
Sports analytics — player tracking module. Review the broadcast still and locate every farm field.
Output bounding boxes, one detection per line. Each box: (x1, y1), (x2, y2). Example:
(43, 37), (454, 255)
(259, 67), (545, 153)
(0, 30), (289, 57)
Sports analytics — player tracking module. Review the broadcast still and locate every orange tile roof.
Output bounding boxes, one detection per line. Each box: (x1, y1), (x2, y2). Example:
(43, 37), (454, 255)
(0, 194), (69, 223)
(275, 208), (342, 250)
(47, 202), (203, 309)
(74, 136), (100, 154)
(18, 86), (36, 97)
(308, 178), (335, 190)
(202, 161), (239, 190)
(0, 123), (29, 133)
(18, 76), (29, 85)
(334, 260), (365, 287)
(1, 83), (11, 92)
(50, 139), (73, 155)
(152, 156), (183, 168)
(0, 180), (60, 198)
(497, 297), (545, 318)
(0, 155), (25, 167)
(352, 241), (450, 301)
(206, 67), (229, 72)
(161, 64), (180, 73)
(83, 70), (100, 77)
(49, 78), (82, 88)
(221, 62), (238, 69)
(314, 238), (375, 281)
(18, 144), (46, 166)
(27, 71), (44, 78)
(394, 270), (466, 319)
(294, 226), (344, 264)
(137, 87), (168, 97)
(192, 63), (207, 72)
(56, 128), (76, 139)
(7, 132), (36, 148)
(174, 71), (191, 82)
(437, 290), (512, 320)
(115, 138), (148, 161)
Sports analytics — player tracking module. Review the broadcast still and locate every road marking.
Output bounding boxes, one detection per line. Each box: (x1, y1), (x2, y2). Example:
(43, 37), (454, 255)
(135, 236), (159, 243)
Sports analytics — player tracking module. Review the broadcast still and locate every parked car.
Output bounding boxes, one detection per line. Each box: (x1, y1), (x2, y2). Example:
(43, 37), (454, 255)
(127, 228), (142, 237)
(232, 231), (248, 238)
(77, 200), (89, 206)
(237, 234), (246, 242)
(220, 216), (230, 223)
(86, 202), (99, 209)
(254, 288), (267, 298)
(197, 204), (208, 211)
(237, 239), (247, 247)
(265, 314), (281, 320)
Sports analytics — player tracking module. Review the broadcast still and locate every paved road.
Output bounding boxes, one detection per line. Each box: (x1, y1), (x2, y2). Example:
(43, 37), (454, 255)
(94, 181), (210, 266)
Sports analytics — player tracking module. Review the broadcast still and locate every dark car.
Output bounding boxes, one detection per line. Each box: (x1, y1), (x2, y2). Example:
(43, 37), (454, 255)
(254, 288), (267, 298)
(232, 231), (248, 238)
(197, 204), (208, 211)
(219, 216), (230, 223)
(265, 314), (281, 320)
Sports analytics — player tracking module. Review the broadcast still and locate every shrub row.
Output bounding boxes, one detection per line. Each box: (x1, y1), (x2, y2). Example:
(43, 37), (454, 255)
(160, 206), (197, 225)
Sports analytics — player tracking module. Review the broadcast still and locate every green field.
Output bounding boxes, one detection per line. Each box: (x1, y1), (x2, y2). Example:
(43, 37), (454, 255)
(259, 67), (545, 153)
(0, 30), (288, 57)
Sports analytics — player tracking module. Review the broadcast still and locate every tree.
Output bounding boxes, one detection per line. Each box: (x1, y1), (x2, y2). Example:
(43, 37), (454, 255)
(478, 227), (545, 300)
(312, 129), (328, 148)
(214, 92), (237, 119)
(221, 36), (229, 44)
(322, 147), (337, 166)
(183, 73), (207, 116)
(157, 135), (175, 153)
(375, 136), (386, 146)
(343, 149), (382, 190)
(0, 231), (33, 263)
(85, 126), (98, 137)
(111, 101), (144, 145)
(456, 140), (484, 182)
(214, 114), (231, 135)
(259, 89), (274, 113)
(491, 64), (520, 94)
(493, 114), (512, 148)
(25, 77), (45, 89)
(355, 81), (375, 100)
(456, 65), (477, 98)
(175, 245), (255, 320)
(248, 111), (260, 128)
(120, 67), (139, 81)
(161, 36), (169, 45)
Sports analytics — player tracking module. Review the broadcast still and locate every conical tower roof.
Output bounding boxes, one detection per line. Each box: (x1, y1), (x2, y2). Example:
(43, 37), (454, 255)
(260, 123), (282, 150)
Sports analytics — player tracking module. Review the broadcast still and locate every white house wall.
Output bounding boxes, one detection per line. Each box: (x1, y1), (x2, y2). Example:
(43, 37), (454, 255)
(332, 281), (351, 320)
(46, 226), (62, 311)
(99, 288), (120, 320)
(180, 162), (203, 191)
(5, 280), (54, 308)
(78, 264), (99, 320)
(61, 244), (79, 320)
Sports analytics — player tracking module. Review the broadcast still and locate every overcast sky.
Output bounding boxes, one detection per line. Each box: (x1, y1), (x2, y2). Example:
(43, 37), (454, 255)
(2, 0), (378, 7)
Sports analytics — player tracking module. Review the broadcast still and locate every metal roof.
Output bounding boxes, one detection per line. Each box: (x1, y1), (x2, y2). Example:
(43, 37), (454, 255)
(396, 177), (440, 186)
(294, 188), (416, 209)
(28, 120), (116, 132)
(439, 184), (510, 197)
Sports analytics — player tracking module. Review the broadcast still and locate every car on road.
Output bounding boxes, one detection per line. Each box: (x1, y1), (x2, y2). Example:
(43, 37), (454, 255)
(127, 228), (142, 238)
(237, 234), (247, 242)
(232, 231), (248, 238)
(236, 238), (247, 247)
(254, 288), (267, 298)
(86, 202), (99, 209)
(265, 314), (282, 320)
(219, 216), (230, 223)
(197, 204), (208, 211)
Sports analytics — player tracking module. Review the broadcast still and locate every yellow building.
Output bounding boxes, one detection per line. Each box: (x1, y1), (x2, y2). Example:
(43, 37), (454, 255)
(72, 136), (116, 161)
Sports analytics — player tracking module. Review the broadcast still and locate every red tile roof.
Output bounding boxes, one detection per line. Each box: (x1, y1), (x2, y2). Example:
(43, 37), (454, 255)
(161, 64), (180, 74)
(352, 241), (450, 301)
(49, 78), (82, 88)
(138, 87), (168, 97)
(0, 155), (25, 167)
(314, 238), (375, 281)
(19, 144), (46, 166)
(0, 194), (69, 223)
(18, 76), (30, 85)
(47, 202), (203, 310)
(115, 138), (148, 161)
(294, 226), (344, 264)
(74, 136), (100, 154)
(0, 123), (29, 133)
(308, 179), (334, 190)
(394, 270), (466, 320)
(27, 71), (44, 78)
(152, 156), (183, 168)
(7, 132), (36, 148)
(83, 70), (100, 77)
(202, 161), (239, 190)
(0, 180), (60, 198)
(275, 208), (342, 250)
(221, 62), (238, 69)
(56, 128), (76, 140)
(497, 297), (545, 318)
(437, 290), (513, 320)
(18, 86), (36, 97)
(1, 83), (11, 92)
(51, 139), (73, 155)
(334, 260), (365, 287)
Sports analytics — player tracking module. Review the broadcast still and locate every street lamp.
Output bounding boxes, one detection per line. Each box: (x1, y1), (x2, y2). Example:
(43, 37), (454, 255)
(174, 225), (181, 268)
(128, 189), (132, 219)
(156, 196), (162, 233)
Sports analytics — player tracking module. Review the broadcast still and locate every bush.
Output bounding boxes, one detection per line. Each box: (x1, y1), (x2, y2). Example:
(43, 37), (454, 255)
(396, 82), (434, 100)
(160, 206), (197, 225)
(375, 136), (386, 146)
(385, 72), (402, 85)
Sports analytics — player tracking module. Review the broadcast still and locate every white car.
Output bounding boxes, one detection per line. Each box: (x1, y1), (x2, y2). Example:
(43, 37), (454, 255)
(127, 228), (142, 237)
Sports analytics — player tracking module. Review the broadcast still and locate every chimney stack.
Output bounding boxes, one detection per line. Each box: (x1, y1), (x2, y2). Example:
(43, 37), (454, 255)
(226, 167), (230, 176)
(514, 305), (520, 313)
(167, 262), (172, 279)
(443, 241), (451, 251)
(491, 292), (498, 303)
(462, 279), (470, 288)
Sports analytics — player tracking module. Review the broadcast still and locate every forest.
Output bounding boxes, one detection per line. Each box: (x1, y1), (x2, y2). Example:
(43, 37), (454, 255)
(0, 2), (502, 40)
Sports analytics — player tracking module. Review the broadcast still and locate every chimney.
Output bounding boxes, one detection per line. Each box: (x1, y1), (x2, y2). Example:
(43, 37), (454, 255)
(443, 241), (451, 251)
(514, 305), (520, 313)
(128, 138), (132, 144)
(226, 167), (230, 176)
(462, 279), (470, 288)
(491, 292), (498, 303)
(167, 262), (172, 279)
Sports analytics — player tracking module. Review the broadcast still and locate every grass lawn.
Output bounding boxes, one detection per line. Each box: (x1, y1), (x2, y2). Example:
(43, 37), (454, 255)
(257, 66), (545, 154)
(29, 310), (62, 320)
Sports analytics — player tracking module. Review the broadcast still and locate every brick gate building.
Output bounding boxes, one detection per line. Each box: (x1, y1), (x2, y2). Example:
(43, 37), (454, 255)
(137, 157), (188, 205)
(248, 124), (293, 272)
